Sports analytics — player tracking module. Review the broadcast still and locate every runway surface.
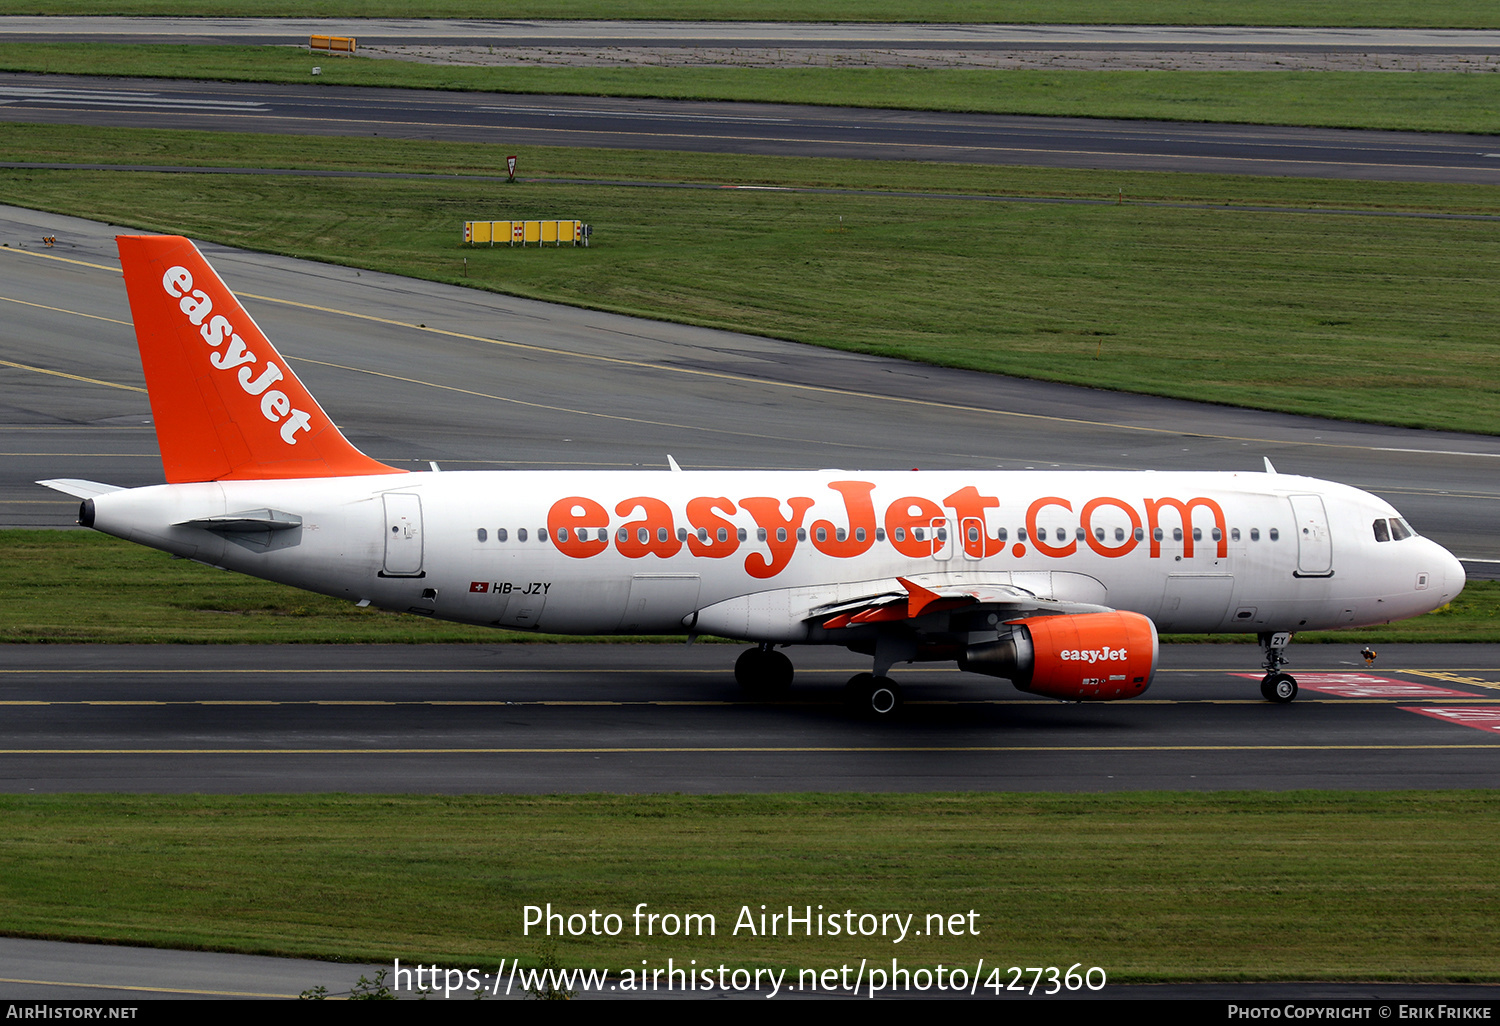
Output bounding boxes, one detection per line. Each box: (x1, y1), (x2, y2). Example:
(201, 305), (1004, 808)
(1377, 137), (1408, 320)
(3, 71), (1499, 183)
(1, 643), (1498, 793)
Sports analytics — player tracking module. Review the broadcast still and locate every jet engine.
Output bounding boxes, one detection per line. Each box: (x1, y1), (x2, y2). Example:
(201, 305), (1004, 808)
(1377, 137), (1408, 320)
(958, 611), (1158, 701)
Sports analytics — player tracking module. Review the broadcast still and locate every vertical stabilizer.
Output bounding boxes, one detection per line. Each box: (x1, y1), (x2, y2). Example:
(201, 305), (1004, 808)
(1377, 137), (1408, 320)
(116, 235), (403, 483)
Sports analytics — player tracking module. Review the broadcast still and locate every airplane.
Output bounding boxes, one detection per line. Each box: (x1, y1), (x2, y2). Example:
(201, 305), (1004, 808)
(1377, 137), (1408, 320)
(39, 235), (1467, 716)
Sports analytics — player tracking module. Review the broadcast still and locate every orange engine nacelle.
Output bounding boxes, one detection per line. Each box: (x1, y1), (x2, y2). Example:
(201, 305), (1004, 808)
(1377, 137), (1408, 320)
(957, 611), (1158, 701)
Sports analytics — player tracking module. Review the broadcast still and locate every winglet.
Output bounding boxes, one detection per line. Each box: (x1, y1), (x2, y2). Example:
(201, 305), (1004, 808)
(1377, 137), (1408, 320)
(116, 235), (404, 483)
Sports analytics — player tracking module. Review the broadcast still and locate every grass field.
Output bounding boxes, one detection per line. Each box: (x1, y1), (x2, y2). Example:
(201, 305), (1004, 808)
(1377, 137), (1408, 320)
(2, 1), (1498, 27)
(5, 44), (1500, 134)
(4, 124), (1497, 436)
(3, 531), (1494, 644)
(1, 792), (1497, 980)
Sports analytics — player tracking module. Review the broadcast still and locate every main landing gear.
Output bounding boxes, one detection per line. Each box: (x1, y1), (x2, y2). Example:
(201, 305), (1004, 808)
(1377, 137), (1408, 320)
(844, 673), (903, 719)
(734, 645), (905, 718)
(734, 643), (793, 697)
(1258, 631), (1298, 704)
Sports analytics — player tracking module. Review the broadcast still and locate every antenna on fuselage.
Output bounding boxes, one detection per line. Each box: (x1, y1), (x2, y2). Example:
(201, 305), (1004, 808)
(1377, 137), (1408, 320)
(1263, 457), (1278, 474)
(667, 455), (683, 472)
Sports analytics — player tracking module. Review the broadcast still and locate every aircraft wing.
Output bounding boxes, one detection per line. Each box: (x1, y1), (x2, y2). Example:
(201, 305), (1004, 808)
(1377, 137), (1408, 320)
(809, 576), (1112, 629)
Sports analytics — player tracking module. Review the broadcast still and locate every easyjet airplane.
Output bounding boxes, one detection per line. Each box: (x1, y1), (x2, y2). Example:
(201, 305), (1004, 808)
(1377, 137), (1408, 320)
(40, 236), (1467, 715)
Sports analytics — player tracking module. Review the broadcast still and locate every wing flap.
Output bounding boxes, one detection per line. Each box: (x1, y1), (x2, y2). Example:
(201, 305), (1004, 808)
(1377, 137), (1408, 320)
(814, 576), (1107, 629)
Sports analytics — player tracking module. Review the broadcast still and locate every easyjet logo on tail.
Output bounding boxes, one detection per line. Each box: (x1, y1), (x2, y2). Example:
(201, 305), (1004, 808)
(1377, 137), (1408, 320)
(161, 266), (314, 446)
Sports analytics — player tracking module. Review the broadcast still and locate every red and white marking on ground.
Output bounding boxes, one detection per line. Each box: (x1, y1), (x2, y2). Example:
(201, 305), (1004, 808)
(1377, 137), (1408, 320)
(1231, 672), (1472, 698)
(1402, 707), (1500, 735)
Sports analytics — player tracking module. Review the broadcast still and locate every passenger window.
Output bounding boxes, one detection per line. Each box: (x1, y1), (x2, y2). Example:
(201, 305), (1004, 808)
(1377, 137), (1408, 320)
(518, 528), (528, 542)
(477, 528), (487, 542)
(718, 528), (729, 543)
(1269, 528), (1279, 541)
(555, 528), (567, 542)
(816, 527), (828, 542)
(875, 528), (885, 542)
(777, 528), (787, 543)
(1231, 528), (1240, 541)
(617, 528), (628, 543)
(1250, 528), (1259, 541)
(1192, 528), (1202, 542)
(1035, 527), (1046, 541)
(797, 528), (807, 542)
(996, 528), (1007, 542)
(855, 528), (866, 542)
(677, 527), (687, 541)
(497, 528), (508, 542)
(1211, 528), (1221, 541)
(894, 527), (906, 542)
(1373, 519), (1390, 542)
(968, 526), (980, 543)
(1018, 528), (1027, 541)
(1095, 527), (1106, 541)
(698, 528), (709, 542)
(637, 528), (649, 544)
(538, 529), (548, 542)
(657, 528), (669, 543)
(1114, 527), (1125, 542)
(836, 528), (847, 542)
(757, 528), (767, 542)
(1075, 527), (1085, 541)
(1134, 527), (1145, 541)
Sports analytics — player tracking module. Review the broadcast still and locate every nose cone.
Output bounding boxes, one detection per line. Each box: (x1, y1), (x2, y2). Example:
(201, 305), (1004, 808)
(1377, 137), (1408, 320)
(1443, 547), (1467, 602)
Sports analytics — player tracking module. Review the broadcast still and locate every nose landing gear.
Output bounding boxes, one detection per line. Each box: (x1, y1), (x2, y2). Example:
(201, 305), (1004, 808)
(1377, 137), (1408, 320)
(1260, 672), (1298, 703)
(1258, 632), (1298, 703)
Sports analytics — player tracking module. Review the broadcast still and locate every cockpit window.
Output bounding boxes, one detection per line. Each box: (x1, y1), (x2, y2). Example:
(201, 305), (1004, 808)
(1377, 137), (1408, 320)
(1373, 519), (1390, 543)
(1390, 518), (1413, 541)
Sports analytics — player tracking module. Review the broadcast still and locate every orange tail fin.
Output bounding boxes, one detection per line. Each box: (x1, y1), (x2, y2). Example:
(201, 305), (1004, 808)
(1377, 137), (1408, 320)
(117, 235), (403, 483)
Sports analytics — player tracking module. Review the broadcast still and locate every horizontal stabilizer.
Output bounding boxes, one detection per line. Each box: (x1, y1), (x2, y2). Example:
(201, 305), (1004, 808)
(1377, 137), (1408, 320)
(35, 478), (125, 499)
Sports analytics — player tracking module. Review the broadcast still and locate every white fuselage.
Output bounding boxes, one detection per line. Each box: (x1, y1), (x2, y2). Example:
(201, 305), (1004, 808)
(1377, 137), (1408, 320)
(85, 469), (1466, 642)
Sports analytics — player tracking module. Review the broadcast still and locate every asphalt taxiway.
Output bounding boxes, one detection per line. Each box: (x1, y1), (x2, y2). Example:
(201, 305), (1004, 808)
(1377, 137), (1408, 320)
(1, 643), (1497, 794)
